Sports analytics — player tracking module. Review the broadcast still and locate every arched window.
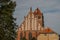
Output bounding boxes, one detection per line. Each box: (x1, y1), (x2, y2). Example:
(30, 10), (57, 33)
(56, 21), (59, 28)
(29, 32), (32, 40)
(20, 32), (23, 40)
(22, 37), (26, 40)
(32, 37), (36, 40)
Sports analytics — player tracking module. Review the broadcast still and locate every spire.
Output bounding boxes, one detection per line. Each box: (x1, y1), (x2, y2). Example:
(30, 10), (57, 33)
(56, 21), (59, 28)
(34, 8), (42, 16)
(36, 8), (39, 10)
(30, 7), (32, 12)
(42, 13), (44, 27)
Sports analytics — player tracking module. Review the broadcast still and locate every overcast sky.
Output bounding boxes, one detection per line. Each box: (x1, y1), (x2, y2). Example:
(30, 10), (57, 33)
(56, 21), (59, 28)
(13, 0), (60, 34)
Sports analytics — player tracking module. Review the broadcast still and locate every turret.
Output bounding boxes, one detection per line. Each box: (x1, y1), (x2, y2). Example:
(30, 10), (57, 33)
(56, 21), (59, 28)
(33, 8), (44, 27)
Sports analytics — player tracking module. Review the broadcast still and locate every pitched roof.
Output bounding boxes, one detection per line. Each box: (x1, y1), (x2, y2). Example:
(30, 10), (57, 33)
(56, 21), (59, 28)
(44, 27), (54, 33)
(33, 8), (42, 16)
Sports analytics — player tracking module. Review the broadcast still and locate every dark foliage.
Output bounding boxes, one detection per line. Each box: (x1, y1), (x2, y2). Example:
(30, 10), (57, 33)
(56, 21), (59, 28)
(0, 0), (17, 40)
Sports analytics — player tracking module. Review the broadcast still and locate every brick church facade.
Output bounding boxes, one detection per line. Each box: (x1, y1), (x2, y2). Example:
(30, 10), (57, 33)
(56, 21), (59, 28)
(16, 8), (59, 40)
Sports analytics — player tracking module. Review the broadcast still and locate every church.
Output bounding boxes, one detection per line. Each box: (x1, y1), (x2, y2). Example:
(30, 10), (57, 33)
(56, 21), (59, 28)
(16, 8), (59, 40)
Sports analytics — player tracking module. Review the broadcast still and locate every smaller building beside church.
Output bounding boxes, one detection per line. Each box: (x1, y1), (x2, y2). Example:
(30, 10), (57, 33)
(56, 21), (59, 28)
(16, 7), (59, 40)
(37, 32), (59, 40)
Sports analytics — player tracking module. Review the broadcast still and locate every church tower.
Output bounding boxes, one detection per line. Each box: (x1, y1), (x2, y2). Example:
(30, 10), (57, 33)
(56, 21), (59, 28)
(33, 8), (44, 27)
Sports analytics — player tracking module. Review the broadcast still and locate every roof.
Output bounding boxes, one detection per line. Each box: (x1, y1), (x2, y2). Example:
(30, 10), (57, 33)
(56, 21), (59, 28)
(33, 8), (42, 16)
(44, 27), (54, 33)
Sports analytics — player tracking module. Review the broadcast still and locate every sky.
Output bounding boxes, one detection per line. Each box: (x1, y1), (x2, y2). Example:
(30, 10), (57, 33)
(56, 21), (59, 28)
(13, 0), (60, 34)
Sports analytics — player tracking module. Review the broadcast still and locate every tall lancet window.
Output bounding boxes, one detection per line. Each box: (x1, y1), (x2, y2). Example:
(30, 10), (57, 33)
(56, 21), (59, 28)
(20, 32), (23, 40)
(29, 32), (32, 40)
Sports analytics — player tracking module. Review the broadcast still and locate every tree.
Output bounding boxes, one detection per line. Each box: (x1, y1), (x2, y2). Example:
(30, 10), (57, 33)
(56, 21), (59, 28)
(0, 0), (17, 40)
